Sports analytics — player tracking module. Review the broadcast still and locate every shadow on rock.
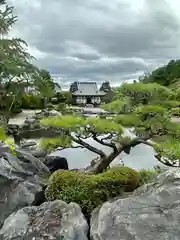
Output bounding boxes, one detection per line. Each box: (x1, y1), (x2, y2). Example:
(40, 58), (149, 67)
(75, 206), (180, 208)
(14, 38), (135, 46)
(0, 142), (50, 228)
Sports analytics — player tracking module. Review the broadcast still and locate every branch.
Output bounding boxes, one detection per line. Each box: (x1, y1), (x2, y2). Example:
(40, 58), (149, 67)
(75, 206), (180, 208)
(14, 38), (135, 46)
(101, 134), (113, 141)
(56, 145), (84, 151)
(154, 154), (178, 167)
(71, 135), (106, 158)
(92, 134), (118, 152)
(85, 135), (153, 174)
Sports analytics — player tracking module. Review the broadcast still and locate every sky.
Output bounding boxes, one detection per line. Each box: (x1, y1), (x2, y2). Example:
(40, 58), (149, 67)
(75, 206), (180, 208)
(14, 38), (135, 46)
(7, 0), (180, 89)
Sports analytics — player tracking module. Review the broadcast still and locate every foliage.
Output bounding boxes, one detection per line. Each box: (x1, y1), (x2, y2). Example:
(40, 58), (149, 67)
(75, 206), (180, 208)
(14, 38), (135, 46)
(0, 0), (38, 121)
(151, 100), (180, 109)
(101, 90), (115, 104)
(33, 69), (55, 99)
(41, 115), (86, 130)
(102, 82), (180, 167)
(100, 81), (115, 103)
(117, 83), (174, 106)
(0, 94), (22, 113)
(63, 91), (73, 104)
(40, 80), (180, 170)
(139, 59), (180, 86)
(102, 99), (132, 114)
(99, 81), (112, 92)
(55, 103), (66, 113)
(114, 114), (140, 127)
(21, 94), (43, 109)
(170, 108), (180, 117)
(137, 169), (157, 185)
(86, 117), (123, 134)
(40, 136), (72, 151)
(0, 127), (7, 141)
(154, 139), (180, 162)
(0, 129), (16, 154)
(45, 167), (146, 217)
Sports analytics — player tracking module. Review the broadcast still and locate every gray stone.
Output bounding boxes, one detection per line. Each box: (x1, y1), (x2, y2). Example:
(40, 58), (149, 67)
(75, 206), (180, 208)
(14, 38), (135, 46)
(0, 143), (50, 228)
(24, 117), (36, 125)
(91, 168), (180, 240)
(20, 140), (37, 148)
(0, 200), (88, 240)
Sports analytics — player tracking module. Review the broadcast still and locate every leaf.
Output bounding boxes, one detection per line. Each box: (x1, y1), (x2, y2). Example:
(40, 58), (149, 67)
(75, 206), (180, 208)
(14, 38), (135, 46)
(86, 117), (123, 134)
(40, 135), (73, 151)
(0, 127), (7, 141)
(40, 115), (86, 130)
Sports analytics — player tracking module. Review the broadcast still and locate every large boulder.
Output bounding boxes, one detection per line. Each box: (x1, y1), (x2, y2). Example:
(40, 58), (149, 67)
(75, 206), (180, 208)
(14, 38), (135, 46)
(0, 142), (50, 228)
(91, 168), (180, 240)
(0, 200), (89, 240)
(31, 156), (69, 207)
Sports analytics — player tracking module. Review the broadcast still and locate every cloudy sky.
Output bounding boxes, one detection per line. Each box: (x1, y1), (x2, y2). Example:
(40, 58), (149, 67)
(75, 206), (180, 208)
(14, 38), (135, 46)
(7, 0), (180, 89)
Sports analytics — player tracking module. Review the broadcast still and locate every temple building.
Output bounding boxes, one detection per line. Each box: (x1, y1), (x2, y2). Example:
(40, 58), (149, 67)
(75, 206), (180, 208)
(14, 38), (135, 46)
(70, 82), (106, 105)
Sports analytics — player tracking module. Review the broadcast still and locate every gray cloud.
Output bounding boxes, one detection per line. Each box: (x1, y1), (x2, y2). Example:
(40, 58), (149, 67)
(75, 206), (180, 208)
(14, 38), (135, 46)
(7, 0), (180, 87)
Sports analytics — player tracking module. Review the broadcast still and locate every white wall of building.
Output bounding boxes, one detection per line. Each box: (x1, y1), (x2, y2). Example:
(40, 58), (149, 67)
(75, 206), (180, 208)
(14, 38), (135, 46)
(76, 96), (101, 104)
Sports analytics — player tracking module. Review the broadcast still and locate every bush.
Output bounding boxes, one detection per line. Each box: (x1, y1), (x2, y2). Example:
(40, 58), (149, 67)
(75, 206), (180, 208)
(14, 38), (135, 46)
(170, 107), (180, 116)
(46, 103), (54, 110)
(137, 169), (157, 186)
(21, 94), (43, 109)
(45, 167), (150, 217)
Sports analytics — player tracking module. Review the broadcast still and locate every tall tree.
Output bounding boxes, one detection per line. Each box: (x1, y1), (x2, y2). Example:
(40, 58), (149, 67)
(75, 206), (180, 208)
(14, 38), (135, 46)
(33, 69), (55, 109)
(100, 81), (115, 103)
(0, 0), (37, 122)
(39, 82), (180, 174)
(99, 81), (111, 92)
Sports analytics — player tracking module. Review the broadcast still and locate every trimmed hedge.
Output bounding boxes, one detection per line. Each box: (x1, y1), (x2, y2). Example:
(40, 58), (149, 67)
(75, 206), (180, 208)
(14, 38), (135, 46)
(45, 167), (156, 217)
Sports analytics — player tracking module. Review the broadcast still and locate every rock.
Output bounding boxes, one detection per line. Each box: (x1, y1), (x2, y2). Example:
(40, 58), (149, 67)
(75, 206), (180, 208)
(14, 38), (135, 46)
(91, 168), (180, 240)
(20, 140), (37, 148)
(0, 200), (89, 240)
(0, 143), (50, 228)
(44, 155), (69, 173)
(31, 149), (47, 158)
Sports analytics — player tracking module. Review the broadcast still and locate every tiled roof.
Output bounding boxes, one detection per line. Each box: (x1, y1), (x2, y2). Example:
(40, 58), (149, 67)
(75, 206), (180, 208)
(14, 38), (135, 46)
(72, 82), (105, 96)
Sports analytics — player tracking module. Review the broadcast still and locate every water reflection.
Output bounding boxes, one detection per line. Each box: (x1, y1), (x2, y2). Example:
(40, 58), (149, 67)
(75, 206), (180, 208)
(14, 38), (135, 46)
(50, 129), (159, 170)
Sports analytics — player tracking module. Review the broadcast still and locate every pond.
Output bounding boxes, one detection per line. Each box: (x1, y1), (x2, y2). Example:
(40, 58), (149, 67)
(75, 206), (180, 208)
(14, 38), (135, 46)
(50, 129), (159, 170)
(10, 109), (160, 170)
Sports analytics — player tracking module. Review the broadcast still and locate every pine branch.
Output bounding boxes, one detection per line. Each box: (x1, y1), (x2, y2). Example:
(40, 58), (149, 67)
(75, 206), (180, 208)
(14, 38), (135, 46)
(92, 134), (118, 152)
(71, 134), (106, 158)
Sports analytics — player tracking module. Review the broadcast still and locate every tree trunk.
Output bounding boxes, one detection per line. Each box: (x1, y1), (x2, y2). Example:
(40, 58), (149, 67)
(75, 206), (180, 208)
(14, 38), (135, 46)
(84, 136), (154, 174)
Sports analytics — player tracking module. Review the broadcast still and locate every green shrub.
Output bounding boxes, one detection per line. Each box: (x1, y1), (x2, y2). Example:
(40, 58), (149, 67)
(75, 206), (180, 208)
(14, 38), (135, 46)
(46, 103), (54, 110)
(170, 107), (180, 116)
(137, 169), (157, 186)
(45, 167), (143, 217)
(21, 94), (43, 109)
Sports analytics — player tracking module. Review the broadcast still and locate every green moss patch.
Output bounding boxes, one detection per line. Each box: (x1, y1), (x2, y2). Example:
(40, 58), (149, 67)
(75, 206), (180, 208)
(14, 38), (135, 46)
(45, 167), (156, 217)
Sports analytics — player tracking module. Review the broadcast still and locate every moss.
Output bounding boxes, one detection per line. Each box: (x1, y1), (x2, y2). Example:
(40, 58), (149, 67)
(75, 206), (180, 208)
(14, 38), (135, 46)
(45, 167), (151, 217)
(137, 169), (157, 186)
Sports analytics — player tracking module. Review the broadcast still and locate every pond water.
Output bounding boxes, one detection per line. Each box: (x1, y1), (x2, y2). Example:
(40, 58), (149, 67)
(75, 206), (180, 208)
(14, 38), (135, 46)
(10, 109), (160, 170)
(50, 129), (159, 170)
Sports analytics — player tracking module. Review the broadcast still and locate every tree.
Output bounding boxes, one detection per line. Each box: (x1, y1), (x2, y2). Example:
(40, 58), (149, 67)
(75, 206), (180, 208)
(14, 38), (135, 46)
(100, 81), (115, 103)
(99, 81), (111, 92)
(0, 0), (37, 122)
(39, 82), (180, 174)
(33, 69), (56, 109)
(139, 59), (180, 87)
